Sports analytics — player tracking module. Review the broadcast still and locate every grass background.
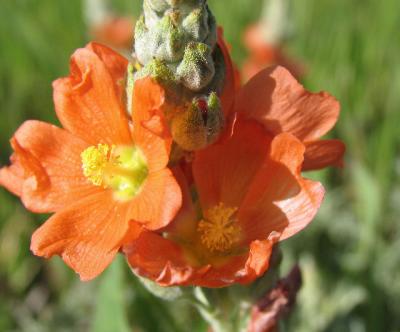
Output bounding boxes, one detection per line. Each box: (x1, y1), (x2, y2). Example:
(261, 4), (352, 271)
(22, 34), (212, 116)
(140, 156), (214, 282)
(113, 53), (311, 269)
(0, 0), (399, 331)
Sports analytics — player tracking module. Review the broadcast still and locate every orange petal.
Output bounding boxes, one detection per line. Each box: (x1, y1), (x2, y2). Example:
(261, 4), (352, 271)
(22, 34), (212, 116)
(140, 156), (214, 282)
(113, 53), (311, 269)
(129, 168), (182, 231)
(244, 237), (279, 281)
(131, 77), (166, 129)
(165, 166), (198, 239)
(193, 236), (278, 287)
(215, 110), (237, 145)
(218, 28), (236, 117)
(85, 42), (129, 101)
(5, 120), (101, 213)
(241, 57), (271, 85)
(242, 55), (305, 84)
(132, 77), (172, 171)
(278, 178), (325, 240)
(124, 231), (278, 288)
(31, 191), (130, 281)
(120, 221), (145, 247)
(303, 139), (346, 171)
(8, 138), (51, 206)
(193, 118), (271, 210)
(239, 133), (325, 242)
(141, 111), (170, 138)
(235, 66), (340, 141)
(123, 227), (200, 286)
(0, 153), (24, 197)
(135, 124), (171, 172)
(53, 47), (131, 145)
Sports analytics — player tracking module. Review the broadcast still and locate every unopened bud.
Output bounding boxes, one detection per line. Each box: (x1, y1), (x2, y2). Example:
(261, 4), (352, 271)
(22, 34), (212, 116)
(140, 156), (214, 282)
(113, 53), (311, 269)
(132, 0), (229, 150)
(135, 58), (176, 83)
(135, 0), (219, 92)
(177, 42), (215, 91)
(182, 7), (210, 44)
(171, 92), (223, 150)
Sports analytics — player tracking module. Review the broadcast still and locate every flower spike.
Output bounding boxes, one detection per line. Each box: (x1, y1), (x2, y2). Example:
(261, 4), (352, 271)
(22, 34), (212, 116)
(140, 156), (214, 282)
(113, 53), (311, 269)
(131, 0), (232, 150)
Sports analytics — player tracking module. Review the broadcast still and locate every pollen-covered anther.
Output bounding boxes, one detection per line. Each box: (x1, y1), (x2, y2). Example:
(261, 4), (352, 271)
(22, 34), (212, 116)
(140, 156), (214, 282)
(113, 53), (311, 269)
(81, 144), (119, 187)
(81, 144), (149, 200)
(198, 202), (241, 252)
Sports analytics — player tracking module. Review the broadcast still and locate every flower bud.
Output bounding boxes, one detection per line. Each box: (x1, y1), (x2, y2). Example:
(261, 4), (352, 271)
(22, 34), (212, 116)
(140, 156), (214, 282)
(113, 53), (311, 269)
(132, 0), (229, 150)
(171, 92), (223, 150)
(177, 42), (215, 91)
(135, 58), (176, 83)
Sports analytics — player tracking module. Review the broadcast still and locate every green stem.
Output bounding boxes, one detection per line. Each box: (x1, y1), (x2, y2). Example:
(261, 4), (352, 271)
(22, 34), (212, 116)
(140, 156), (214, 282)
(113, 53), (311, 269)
(192, 287), (248, 332)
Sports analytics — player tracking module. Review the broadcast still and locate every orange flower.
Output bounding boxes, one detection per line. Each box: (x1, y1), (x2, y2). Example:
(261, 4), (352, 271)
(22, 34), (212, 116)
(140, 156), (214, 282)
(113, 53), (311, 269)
(234, 65), (345, 171)
(242, 24), (305, 82)
(0, 43), (181, 280)
(91, 16), (134, 51)
(123, 118), (324, 287)
(217, 31), (342, 172)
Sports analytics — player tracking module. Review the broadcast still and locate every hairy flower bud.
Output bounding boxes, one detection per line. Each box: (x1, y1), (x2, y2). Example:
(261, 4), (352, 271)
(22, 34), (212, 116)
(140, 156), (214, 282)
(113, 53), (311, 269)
(177, 42), (215, 91)
(171, 92), (223, 150)
(132, 0), (227, 150)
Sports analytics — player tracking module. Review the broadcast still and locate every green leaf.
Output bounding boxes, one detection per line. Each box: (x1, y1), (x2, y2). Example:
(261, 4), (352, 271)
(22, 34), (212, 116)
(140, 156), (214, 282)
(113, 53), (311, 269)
(137, 275), (185, 301)
(90, 256), (130, 332)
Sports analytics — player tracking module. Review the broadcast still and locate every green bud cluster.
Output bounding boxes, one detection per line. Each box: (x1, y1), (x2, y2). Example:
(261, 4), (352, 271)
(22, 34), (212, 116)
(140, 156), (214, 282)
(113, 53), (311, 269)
(132, 0), (228, 150)
(134, 0), (221, 92)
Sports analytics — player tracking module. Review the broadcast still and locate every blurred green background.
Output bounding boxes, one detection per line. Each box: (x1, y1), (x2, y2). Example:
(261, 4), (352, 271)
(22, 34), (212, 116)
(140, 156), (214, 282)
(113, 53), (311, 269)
(0, 0), (399, 331)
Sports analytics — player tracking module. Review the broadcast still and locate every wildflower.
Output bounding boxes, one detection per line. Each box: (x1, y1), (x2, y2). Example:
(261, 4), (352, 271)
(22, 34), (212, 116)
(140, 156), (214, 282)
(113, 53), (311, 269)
(242, 0), (304, 82)
(235, 65), (345, 171)
(0, 43), (181, 280)
(84, 0), (134, 51)
(91, 16), (135, 51)
(242, 23), (304, 82)
(123, 118), (325, 287)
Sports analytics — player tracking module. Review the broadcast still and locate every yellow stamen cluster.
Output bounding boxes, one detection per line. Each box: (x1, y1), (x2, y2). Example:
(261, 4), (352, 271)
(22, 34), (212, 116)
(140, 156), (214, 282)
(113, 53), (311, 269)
(81, 144), (148, 201)
(81, 144), (119, 187)
(198, 202), (241, 253)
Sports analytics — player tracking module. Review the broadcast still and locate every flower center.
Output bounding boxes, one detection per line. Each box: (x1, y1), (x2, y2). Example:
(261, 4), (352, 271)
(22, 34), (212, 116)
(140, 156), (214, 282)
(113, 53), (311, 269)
(81, 144), (148, 201)
(197, 202), (241, 253)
